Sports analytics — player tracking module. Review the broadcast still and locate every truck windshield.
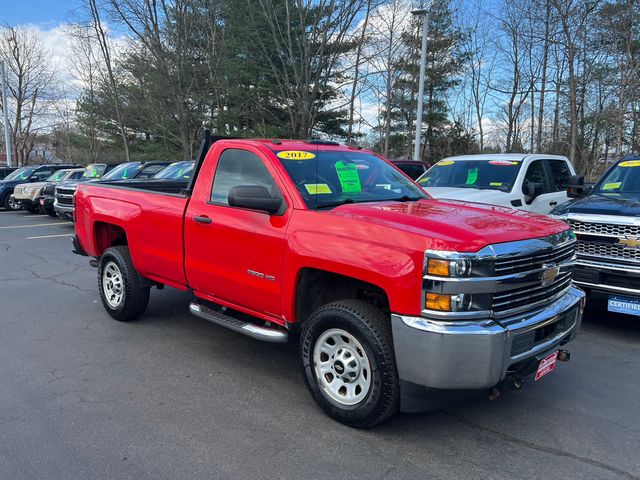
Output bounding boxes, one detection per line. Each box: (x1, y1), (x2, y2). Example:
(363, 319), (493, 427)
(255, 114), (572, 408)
(274, 150), (427, 209)
(102, 162), (142, 180)
(154, 161), (194, 180)
(46, 170), (69, 182)
(5, 167), (35, 181)
(417, 159), (522, 192)
(82, 164), (107, 179)
(593, 159), (640, 197)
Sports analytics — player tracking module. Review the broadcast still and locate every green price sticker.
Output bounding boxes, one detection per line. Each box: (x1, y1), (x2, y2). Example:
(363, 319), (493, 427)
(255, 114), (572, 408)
(335, 161), (362, 193)
(466, 168), (478, 185)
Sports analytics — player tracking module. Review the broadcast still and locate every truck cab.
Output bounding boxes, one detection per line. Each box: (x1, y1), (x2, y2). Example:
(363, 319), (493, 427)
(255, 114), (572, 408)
(551, 156), (640, 316)
(416, 154), (575, 215)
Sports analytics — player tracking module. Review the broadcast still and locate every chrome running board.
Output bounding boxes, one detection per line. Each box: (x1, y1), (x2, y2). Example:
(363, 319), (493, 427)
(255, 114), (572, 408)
(189, 302), (288, 343)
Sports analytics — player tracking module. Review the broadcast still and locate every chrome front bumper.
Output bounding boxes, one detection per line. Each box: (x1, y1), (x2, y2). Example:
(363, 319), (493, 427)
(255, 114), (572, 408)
(574, 258), (640, 296)
(53, 200), (74, 214)
(391, 286), (585, 390)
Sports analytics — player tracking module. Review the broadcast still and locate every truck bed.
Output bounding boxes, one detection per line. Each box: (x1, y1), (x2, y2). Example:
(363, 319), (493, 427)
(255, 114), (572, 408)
(75, 181), (190, 290)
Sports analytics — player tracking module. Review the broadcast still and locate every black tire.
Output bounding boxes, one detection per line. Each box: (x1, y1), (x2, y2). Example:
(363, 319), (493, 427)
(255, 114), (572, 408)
(300, 299), (400, 428)
(46, 209), (57, 217)
(98, 246), (150, 321)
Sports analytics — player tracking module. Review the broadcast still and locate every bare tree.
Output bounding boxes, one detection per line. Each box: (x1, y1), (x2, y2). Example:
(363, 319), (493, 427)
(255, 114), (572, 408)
(0, 27), (59, 166)
(68, 25), (103, 162)
(84, 0), (131, 161)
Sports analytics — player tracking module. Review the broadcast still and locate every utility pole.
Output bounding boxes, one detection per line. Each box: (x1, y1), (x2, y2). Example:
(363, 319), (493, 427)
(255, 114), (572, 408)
(0, 60), (11, 167)
(412, 7), (429, 161)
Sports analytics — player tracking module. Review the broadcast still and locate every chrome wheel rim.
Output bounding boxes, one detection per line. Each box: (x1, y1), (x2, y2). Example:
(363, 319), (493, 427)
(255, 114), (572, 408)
(102, 261), (124, 309)
(8, 196), (21, 210)
(313, 328), (372, 406)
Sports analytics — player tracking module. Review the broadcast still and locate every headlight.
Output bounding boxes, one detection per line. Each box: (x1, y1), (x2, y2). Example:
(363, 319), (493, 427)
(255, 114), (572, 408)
(425, 293), (473, 312)
(427, 258), (471, 277)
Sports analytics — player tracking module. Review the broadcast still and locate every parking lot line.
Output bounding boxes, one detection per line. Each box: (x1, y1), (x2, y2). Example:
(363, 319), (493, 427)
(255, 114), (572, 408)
(0, 222), (73, 229)
(26, 233), (74, 240)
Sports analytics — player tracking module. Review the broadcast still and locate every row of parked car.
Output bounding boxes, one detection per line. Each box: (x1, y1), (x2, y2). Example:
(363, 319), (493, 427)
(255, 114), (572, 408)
(0, 160), (194, 218)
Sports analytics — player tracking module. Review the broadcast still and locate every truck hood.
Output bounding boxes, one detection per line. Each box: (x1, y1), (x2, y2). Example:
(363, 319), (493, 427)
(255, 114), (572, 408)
(330, 199), (569, 252)
(552, 193), (640, 217)
(423, 187), (514, 206)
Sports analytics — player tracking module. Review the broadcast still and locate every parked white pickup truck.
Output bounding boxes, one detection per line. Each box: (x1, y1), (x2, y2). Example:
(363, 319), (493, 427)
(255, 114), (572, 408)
(416, 154), (576, 215)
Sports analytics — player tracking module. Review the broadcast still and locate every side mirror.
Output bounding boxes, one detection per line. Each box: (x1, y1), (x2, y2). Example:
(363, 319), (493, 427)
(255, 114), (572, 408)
(524, 182), (544, 203)
(228, 185), (282, 214)
(567, 175), (587, 198)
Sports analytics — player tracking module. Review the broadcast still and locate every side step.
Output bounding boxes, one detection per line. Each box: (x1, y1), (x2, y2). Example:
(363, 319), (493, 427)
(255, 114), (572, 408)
(189, 302), (288, 343)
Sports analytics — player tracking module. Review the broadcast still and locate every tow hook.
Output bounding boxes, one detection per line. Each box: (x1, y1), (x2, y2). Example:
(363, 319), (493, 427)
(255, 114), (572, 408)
(508, 376), (524, 392)
(487, 386), (500, 400)
(557, 349), (570, 362)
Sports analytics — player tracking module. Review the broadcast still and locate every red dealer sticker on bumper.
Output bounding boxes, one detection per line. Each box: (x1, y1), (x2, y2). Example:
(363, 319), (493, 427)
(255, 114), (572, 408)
(535, 351), (559, 381)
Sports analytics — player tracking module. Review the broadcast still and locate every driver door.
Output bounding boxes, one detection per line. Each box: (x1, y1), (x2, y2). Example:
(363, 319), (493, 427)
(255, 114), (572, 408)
(521, 160), (556, 214)
(184, 147), (290, 318)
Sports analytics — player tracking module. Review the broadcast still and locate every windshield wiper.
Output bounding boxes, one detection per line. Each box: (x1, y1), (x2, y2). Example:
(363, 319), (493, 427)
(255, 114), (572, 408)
(317, 198), (355, 209)
(388, 195), (422, 202)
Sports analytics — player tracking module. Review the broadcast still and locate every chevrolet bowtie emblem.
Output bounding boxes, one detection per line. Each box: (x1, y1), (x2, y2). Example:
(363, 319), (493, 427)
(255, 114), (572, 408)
(541, 263), (560, 285)
(619, 236), (640, 249)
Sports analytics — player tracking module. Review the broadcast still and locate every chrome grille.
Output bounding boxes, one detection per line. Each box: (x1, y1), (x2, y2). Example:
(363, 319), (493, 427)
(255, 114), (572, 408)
(494, 242), (575, 275)
(55, 187), (75, 206)
(576, 240), (640, 263)
(492, 271), (572, 316)
(569, 220), (640, 237)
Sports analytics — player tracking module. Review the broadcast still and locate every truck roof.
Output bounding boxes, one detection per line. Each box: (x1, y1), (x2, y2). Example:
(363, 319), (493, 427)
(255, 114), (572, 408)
(232, 138), (369, 153)
(442, 153), (570, 162)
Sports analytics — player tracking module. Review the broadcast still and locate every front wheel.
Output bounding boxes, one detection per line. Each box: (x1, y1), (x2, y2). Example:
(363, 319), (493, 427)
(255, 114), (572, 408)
(4, 194), (22, 211)
(299, 300), (400, 428)
(98, 246), (150, 321)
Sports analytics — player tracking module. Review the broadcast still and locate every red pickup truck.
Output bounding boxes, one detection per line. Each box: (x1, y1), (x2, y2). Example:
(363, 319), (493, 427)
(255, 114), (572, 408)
(73, 136), (585, 427)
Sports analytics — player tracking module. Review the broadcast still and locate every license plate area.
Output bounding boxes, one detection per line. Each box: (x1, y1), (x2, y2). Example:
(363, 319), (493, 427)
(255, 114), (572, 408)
(534, 351), (558, 381)
(608, 295), (640, 316)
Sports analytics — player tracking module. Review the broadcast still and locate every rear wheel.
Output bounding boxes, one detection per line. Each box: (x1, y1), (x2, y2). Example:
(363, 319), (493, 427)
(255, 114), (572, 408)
(98, 246), (150, 321)
(299, 300), (400, 428)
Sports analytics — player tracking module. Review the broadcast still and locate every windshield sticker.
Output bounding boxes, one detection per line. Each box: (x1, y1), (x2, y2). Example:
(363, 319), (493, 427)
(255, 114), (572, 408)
(489, 182), (503, 187)
(335, 161), (362, 193)
(466, 168), (478, 185)
(619, 160), (640, 167)
(489, 160), (519, 166)
(436, 160), (454, 166)
(304, 183), (332, 194)
(602, 182), (622, 190)
(418, 177), (429, 184)
(276, 150), (316, 160)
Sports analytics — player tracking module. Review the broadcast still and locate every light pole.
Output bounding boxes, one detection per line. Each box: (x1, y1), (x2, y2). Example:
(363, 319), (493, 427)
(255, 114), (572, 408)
(0, 60), (11, 167)
(411, 7), (428, 161)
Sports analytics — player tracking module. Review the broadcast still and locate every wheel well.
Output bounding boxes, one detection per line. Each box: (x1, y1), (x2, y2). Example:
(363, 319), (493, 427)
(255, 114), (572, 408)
(94, 222), (128, 255)
(294, 269), (390, 326)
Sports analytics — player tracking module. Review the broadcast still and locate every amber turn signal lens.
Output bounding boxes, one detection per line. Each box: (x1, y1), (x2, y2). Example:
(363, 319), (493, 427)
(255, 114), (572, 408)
(425, 293), (451, 311)
(427, 258), (449, 276)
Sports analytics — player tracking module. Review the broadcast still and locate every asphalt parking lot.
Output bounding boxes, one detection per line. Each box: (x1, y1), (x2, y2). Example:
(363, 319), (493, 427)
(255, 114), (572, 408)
(0, 210), (638, 480)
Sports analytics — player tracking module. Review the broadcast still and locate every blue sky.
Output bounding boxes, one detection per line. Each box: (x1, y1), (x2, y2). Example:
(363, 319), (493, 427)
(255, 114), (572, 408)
(4, 0), (78, 26)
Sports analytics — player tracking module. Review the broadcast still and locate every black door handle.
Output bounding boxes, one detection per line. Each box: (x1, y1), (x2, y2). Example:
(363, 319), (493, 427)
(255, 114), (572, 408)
(193, 215), (212, 224)
(549, 201), (558, 206)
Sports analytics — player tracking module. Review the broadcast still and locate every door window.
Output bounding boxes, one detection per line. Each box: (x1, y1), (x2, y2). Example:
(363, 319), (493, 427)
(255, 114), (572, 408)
(210, 149), (281, 206)
(547, 160), (571, 191)
(522, 160), (551, 194)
